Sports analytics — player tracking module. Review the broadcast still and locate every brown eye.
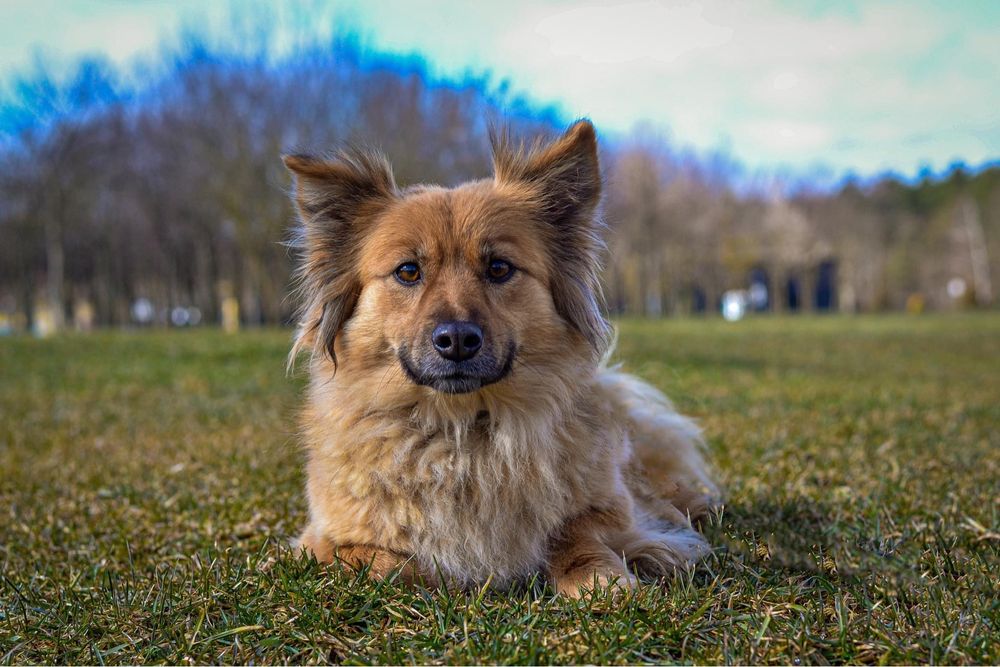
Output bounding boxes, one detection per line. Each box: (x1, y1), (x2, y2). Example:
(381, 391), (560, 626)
(487, 259), (514, 283)
(394, 262), (421, 284)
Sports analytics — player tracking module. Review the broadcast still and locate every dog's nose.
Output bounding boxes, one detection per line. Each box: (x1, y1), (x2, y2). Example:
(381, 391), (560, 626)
(432, 321), (483, 361)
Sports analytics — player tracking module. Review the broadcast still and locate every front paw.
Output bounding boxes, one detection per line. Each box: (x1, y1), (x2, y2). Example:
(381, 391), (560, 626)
(295, 528), (418, 583)
(554, 566), (638, 598)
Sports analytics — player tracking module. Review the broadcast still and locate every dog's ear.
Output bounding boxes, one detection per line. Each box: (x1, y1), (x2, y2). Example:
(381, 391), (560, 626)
(491, 120), (610, 353)
(283, 149), (397, 367)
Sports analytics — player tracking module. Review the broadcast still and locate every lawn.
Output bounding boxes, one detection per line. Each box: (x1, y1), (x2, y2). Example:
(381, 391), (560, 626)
(1, 314), (998, 664)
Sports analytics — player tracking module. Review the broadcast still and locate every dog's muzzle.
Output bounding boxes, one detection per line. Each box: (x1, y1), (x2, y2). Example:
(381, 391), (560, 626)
(397, 342), (516, 394)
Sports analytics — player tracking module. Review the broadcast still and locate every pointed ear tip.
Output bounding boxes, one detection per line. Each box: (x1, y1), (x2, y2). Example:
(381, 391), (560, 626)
(282, 154), (306, 171)
(568, 119), (597, 141)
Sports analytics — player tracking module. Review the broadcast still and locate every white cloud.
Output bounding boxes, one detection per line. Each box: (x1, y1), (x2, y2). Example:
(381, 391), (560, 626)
(530, 1), (733, 65)
(474, 0), (1000, 174)
(742, 119), (833, 153)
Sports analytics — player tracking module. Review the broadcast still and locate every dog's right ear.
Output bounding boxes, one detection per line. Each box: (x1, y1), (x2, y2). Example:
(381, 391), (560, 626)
(283, 150), (397, 367)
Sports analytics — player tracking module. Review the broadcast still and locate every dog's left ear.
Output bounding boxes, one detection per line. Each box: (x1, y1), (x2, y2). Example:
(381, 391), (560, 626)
(492, 120), (610, 353)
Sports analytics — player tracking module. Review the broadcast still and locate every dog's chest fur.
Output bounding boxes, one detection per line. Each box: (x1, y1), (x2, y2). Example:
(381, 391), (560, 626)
(303, 386), (620, 586)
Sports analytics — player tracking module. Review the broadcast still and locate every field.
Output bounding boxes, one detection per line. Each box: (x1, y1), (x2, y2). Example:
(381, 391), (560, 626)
(1, 314), (998, 664)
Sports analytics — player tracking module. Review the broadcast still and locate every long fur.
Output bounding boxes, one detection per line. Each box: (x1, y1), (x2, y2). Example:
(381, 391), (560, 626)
(283, 120), (720, 595)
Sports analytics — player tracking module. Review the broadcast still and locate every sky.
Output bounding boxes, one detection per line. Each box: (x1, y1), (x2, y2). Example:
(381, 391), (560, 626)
(2, 0), (999, 179)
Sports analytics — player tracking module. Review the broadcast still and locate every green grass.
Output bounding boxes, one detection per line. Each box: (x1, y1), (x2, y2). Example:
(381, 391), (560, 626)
(1, 314), (998, 664)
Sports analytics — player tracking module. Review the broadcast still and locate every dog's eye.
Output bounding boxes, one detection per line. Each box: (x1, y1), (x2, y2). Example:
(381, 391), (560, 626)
(394, 262), (421, 285)
(486, 259), (514, 283)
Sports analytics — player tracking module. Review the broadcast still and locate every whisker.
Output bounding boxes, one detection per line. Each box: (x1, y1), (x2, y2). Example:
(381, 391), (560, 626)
(372, 361), (404, 405)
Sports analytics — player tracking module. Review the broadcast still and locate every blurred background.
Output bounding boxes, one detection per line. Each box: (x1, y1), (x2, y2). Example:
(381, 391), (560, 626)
(1, 0), (998, 335)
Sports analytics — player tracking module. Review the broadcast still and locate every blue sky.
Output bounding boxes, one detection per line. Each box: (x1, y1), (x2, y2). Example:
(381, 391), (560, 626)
(2, 0), (999, 179)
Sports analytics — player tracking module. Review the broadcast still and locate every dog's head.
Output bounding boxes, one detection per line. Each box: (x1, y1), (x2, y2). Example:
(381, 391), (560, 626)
(284, 121), (609, 397)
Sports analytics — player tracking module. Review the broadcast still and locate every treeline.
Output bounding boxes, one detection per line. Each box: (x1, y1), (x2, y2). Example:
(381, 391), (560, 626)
(604, 144), (998, 315)
(0, 21), (996, 330)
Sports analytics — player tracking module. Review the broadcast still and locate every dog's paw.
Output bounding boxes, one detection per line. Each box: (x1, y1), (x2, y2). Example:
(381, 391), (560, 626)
(555, 568), (639, 598)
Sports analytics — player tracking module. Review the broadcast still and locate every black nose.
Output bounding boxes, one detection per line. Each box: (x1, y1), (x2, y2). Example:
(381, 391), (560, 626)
(432, 321), (483, 361)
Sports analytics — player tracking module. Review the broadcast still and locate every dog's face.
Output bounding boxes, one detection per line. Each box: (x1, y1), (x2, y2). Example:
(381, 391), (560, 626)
(351, 186), (562, 394)
(285, 121), (609, 397)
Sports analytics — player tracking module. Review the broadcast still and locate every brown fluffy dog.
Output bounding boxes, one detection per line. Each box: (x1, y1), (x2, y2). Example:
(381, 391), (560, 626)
(282, 120), (718, 596)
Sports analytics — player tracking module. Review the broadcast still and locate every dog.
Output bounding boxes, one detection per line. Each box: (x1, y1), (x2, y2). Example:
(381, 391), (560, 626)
(282, 120), (719, 596)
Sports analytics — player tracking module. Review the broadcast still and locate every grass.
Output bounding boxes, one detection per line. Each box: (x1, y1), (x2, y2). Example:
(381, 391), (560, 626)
(1, 314), (998, 664)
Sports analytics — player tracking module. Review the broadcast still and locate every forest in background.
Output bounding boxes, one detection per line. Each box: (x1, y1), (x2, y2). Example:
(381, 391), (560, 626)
(1, 16), (997, 331)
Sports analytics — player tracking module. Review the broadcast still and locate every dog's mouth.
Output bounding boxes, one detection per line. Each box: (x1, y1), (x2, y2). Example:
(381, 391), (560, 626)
(397, 344), (516, 395)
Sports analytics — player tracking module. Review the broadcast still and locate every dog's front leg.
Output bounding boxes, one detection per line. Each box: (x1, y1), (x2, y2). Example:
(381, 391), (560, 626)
(547, 508), (637, 597)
